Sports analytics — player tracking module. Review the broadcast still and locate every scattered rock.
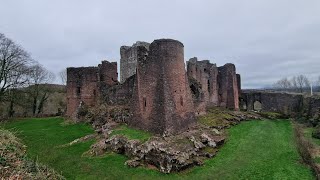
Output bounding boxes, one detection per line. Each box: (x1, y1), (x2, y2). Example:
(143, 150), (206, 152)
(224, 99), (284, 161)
(90, 124), (226, 173)
(89, 139), (107, 156)
(200, 133), (217, 148)
(60, 134), (96, 147)
(86, 108), (259, 173)
(125, 158), (141, 167)
(189, 136), (205, 149)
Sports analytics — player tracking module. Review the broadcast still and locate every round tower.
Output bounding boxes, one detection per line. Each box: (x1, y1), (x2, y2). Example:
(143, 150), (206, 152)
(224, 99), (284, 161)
(131, 39), (195, 135)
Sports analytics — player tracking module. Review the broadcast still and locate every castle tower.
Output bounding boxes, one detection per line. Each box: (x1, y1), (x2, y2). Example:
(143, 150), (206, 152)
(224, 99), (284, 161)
(120, 41), (150, 83)
(66, 61), (118, 119)
(218, 63), (239, 110)
(236, 74), (241, 94)
(130, 39), (196, 135)
(66, 67), (99, 118)
(187, 58), (219, 107)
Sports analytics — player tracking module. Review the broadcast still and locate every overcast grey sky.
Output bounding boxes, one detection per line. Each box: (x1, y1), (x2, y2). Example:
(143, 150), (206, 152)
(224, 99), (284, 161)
(0, 0), (319, 89)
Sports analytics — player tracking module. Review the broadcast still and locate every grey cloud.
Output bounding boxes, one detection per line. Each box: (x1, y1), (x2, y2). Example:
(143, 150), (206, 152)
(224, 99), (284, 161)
(0, 0), (319, 88)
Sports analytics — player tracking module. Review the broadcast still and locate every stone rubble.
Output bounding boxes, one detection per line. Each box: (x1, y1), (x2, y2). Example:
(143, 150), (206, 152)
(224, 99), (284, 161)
(90, 123), (226, 173)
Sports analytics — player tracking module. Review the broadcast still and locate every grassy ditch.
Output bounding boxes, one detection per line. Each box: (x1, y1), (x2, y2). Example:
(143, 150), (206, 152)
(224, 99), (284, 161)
(1, 117), (314, 179)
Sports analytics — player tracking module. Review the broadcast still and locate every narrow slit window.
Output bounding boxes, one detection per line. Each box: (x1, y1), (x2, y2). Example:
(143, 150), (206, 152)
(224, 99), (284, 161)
(77, 87), (81, 96)
(180, 96), (183, 106)
(143, 97), (147, 111)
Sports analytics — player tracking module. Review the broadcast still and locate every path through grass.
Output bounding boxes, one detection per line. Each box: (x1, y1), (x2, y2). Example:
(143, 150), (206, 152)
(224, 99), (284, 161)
(1, 118), (314, 179)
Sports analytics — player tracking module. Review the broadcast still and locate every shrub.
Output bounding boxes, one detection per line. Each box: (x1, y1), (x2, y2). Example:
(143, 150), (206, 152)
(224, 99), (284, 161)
(293, 124), (320, 178)
(312, 127), (320, 139)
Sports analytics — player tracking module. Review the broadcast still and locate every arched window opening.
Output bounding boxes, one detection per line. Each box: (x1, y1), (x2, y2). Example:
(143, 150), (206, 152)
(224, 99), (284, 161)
(253, 101), (262, 111)
(180, 96), (184, 106)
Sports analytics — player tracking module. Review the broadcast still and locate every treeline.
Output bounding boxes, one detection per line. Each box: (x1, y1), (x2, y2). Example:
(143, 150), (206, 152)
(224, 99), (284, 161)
(271, 75), (320, 94)
(0, 33), (61, 118)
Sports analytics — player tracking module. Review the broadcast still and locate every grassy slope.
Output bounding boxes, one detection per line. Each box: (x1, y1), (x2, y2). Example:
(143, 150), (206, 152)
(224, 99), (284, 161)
(304, 128), (320, 146)
(1, 118), (314, 180)
(304, 127), (320, 164)
(0, 128), (64, 179)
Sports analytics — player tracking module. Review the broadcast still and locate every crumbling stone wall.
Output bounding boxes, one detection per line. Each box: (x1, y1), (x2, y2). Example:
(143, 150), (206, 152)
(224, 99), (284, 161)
(241, 91), (303, 115)
(130, 39), (196, 135)
(187, 58), (219, 107)
(241, 91), (320, 121)
(101, 75), (135, 105)
(66, 61), (118, 119)
(187, 59), (240, 111)
(66, 67), (99, 118)
(98, 61), (118, 87)
(66, 38), (242, 134)
(120, 41), (150, 83)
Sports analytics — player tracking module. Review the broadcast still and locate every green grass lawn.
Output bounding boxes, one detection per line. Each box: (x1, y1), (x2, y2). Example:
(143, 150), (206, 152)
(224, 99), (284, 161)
(1, 117), (314, 180)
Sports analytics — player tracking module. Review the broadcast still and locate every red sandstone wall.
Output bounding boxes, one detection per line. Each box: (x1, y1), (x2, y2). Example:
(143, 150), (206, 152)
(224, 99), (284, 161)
(66, 67), (99, 118)
(218, 64), (239, 110)
(98, 61), (118, 86)
(187, 58), (219, 113)
(66, 61), (118, 119)
(131, 39), (195, 135)
(236, 74), (241, 94)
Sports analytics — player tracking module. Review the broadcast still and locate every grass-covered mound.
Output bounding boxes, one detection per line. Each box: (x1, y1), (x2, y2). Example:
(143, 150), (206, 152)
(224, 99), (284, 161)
(110, 124), (152, 142)
(197, 107), (259, 128)
(258, 111), (287, 119)
(1, 117), (314, 179)
(0, 128), (64, 179)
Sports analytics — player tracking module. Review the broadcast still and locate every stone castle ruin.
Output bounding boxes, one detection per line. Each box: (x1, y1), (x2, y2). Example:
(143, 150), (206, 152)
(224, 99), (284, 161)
(66, 39), (240, 135)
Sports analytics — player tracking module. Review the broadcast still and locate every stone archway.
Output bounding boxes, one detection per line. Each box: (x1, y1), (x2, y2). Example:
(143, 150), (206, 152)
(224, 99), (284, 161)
(253, 100), (262, 111)
(239, 97), (247, 110)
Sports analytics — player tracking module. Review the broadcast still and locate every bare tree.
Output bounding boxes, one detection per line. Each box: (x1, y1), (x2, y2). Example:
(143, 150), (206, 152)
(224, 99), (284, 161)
(0, 33), (33, 100)
(296, 75), (310, 93)
(273, 77), (292, 90)
(28, 64), (55, 116)
(291, 76), (298, 92)
(59, 69), (67, 85)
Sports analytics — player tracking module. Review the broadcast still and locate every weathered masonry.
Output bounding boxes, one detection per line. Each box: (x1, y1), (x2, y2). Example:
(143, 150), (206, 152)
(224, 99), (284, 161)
(120, 41), (150, 83)
(130, 39), (196, 134)
(186, 58), (240, 114)
(240, 91), (303, 115)
(66, 61), (117, 118)
(66, 38), (241, 135)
